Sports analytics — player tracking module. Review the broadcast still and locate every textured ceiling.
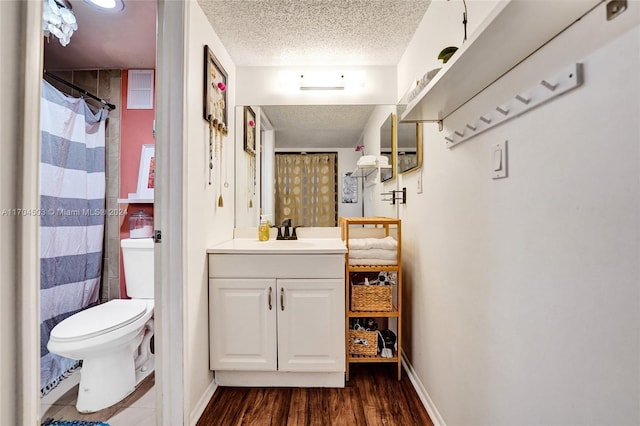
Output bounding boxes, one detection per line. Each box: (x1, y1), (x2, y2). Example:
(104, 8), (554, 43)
(262, 105), (377, 148)
(198, 0), (431, 66)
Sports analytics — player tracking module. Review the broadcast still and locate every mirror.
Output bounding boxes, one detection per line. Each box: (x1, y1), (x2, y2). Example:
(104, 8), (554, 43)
(379, 113), (396, 182)
(397, 121), (422, 174)
(235, 104), (394, 227)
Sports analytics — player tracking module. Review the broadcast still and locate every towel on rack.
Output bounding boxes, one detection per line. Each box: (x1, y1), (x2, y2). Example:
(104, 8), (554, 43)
(348, 236), (397, 250)
(348, 248), (397, 261)
(357, 155), (378, 167)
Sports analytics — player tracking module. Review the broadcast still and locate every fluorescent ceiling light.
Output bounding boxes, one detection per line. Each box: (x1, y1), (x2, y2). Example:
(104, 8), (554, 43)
(299, 72), (345, 91)
(84, 0), (125, 11)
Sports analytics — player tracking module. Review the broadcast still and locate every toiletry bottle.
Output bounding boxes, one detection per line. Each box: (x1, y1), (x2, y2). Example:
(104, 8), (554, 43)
(258, 215), (270, 241)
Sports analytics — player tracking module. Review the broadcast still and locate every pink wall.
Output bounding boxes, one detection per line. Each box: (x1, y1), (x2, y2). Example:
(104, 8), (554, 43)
(119, 70), (155, 297)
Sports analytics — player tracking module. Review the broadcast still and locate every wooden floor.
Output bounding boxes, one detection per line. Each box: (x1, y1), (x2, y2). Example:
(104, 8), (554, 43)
(197, 364), (433, 426)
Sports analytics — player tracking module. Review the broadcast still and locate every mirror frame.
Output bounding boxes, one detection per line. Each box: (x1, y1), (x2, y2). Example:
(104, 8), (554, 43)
(380, 113), (396, 183)
(397, 121), (423, 175)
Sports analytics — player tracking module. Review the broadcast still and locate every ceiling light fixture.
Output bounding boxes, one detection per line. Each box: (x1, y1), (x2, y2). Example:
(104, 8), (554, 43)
(43, 0), (77, 47)
(299, 71), (345, 91)
(84, 0), (125, 12)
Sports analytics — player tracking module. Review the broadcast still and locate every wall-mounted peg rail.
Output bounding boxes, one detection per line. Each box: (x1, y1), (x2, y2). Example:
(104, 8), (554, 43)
(445, 63), (583, 149)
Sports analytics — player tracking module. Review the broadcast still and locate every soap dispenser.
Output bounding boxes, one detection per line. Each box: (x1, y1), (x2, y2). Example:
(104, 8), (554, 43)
(258, 214), (271, 241)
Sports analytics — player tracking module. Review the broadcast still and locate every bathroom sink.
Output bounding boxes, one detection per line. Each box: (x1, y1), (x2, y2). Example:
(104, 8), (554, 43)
(208, 238), (347, 255)
(257, 240), (314, 249)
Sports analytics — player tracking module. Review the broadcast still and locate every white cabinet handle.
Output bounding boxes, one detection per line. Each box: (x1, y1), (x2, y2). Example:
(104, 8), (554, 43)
(280, 287), (285, 311)
(268, 286), (273, 310)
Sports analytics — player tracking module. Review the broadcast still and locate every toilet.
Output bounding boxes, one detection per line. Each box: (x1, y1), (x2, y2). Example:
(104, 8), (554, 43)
(47, 238), (155, 413)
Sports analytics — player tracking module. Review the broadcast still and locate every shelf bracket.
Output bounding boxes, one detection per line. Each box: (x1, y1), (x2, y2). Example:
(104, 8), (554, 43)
(445, 62), (583, 149)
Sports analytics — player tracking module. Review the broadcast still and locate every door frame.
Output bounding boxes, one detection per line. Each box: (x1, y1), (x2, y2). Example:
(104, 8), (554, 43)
(17, 0), (188, 424)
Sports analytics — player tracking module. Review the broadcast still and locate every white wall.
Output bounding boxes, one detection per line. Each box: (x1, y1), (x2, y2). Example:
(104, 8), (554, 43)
(184, 1), (236, 422)
(397, 2), (640, 425)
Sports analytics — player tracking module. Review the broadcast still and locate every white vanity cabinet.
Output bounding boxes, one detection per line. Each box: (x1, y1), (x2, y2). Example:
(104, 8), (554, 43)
(209, 278), (277, 371)
(207, 238), (347, 387)
(209, 278), (344, 372)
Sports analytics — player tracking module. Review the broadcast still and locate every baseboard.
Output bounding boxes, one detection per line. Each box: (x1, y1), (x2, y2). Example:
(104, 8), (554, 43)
(189, 379), (218, 426)
(401, 352), (446, 426)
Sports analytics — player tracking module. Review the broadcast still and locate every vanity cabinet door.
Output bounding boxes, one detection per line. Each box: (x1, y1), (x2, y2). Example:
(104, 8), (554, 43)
(209, 278), (277, 371)
(276, 279), (345, 372)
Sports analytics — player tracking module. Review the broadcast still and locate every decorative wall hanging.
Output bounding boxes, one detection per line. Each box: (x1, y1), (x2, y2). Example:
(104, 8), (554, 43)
(244, 107), (257, 208)
(203, 45), (228, 207)
(244, 106), (256, 155)
(203, 45), (227, 126)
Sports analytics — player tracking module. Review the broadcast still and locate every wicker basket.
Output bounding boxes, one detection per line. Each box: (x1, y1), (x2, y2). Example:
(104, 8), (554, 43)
(351, 284), (393, 312)
(349, 329), (378, 356)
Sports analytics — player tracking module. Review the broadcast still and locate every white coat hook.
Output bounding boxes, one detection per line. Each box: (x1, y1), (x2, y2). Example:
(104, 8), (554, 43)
(444, 136), (454, 143)
(496, 106), (509, 116)
(540, 80), (557, 91)
(445, 63), (582, 149)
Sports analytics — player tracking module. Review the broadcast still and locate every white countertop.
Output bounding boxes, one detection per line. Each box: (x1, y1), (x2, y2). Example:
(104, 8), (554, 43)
(208, 238), (347, 255)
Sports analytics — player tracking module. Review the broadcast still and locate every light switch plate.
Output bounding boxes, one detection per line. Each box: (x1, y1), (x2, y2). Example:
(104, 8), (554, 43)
(492, 140), (508, 179)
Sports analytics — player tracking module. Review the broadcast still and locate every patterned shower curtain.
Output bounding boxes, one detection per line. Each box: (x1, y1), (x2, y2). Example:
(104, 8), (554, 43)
(39, 80), (108, 396)
(274, 153), (337, 227)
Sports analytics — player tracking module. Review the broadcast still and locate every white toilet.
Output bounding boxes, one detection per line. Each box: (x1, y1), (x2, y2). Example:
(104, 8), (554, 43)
(47, 238), (155, 413)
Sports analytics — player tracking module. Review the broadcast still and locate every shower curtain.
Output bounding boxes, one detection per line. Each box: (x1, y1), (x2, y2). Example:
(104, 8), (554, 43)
(40, 79), (108, 396)
(274, 153), (338, 227)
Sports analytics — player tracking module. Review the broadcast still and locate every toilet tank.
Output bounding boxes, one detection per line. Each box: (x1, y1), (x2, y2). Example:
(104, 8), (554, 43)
(121, 238), (154, 299)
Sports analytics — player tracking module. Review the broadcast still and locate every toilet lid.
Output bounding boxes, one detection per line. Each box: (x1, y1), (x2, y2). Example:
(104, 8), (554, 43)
(51, 299), (148, 342)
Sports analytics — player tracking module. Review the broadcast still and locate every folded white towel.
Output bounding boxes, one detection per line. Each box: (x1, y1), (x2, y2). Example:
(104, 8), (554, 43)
(349, 258), (396, 266)
(348, 248), (397, 261)
(348, 236), (397, 250)
(357, 155), (378, 166)
(378, 156), (389, 166)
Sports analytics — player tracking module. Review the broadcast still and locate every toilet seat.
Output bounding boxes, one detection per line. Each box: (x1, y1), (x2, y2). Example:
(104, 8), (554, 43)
(51, 299), (149, 342)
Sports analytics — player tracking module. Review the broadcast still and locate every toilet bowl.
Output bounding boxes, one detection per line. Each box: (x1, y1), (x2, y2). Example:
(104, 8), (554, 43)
(47, 238), (154, 413)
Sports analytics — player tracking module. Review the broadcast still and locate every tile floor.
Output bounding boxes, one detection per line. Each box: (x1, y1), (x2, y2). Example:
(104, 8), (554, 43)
(41, 370), (156, 426)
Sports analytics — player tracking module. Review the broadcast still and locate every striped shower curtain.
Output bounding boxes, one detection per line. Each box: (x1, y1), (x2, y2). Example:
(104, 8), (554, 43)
(40, 80), (108, 396)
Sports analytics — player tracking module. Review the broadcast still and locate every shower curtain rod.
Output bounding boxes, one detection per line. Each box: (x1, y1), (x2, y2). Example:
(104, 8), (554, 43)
(44, 70), (116, 111)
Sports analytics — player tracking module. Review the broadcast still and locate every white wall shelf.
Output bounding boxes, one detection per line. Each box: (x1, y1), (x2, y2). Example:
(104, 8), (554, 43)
(351, 163), (391, 178)
(117, 198), (154, 204)
(400, 0), (599, 123)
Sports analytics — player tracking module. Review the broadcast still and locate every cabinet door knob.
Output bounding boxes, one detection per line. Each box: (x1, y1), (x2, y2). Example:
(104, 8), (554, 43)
(280, 287), (285, 311)
(268, 286), (273, 310)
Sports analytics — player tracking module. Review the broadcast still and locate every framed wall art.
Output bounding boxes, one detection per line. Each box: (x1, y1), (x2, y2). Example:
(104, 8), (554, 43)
(342, 172), (358, 203)
(203, 45), (228, 126)
(136, 144), (155, 199)
(244, 106), (256, 155)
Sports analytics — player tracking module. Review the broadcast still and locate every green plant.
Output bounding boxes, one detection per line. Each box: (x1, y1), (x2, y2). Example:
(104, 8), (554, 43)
(437, 46), (458, 64)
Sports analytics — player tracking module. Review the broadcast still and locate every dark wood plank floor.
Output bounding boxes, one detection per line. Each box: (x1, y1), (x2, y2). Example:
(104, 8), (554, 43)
(197, 364), (433, 426)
